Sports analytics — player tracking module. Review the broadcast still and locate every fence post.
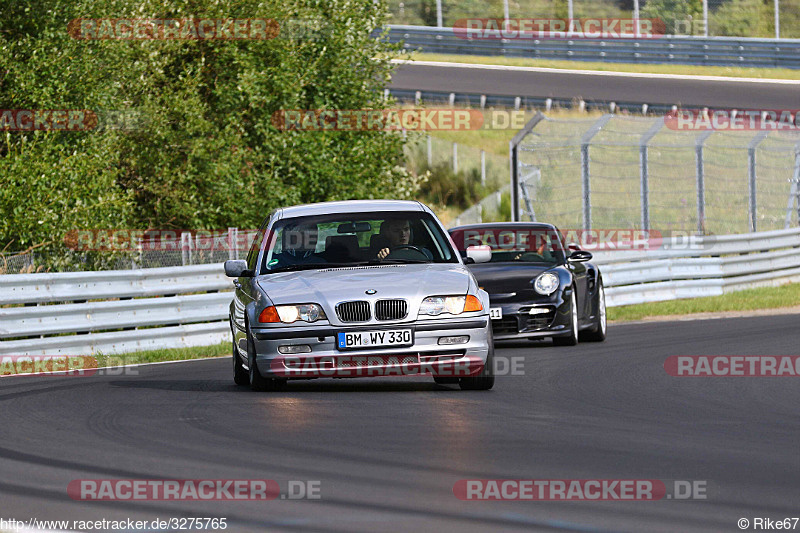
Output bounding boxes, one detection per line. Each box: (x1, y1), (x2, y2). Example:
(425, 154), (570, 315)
(228, 227), (236, 261)
(639, 118), (664, 232)
(452, 142), (458, 173)
(480, 149), (486, 185)
(427, 135), (432, 168)
(785, 145), (800, 228)
(579, 114), (614, 230)
(180, 232), (191, 266)
(748, 131), (769, 232)
(509, 112), (546, 222)
(695, 130), (713, 234)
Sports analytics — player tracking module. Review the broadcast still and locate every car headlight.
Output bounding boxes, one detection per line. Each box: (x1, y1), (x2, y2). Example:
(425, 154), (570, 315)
(534, 272), (560, 296)
(259, 304), (326, 323)
(419, 295), (483, 316)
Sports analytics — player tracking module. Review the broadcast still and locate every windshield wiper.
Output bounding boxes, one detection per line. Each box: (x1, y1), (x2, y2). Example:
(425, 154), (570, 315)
(268, 262), (372, 273)
(375, 259), (429, 264)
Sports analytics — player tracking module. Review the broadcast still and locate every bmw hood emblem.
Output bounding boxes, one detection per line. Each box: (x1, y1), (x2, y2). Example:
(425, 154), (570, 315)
(365, 289), (377, 295)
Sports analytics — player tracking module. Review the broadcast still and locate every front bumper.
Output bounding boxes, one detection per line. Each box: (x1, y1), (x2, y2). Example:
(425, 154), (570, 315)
(489, 290), (573, 340)
(250, 317), (490, 379)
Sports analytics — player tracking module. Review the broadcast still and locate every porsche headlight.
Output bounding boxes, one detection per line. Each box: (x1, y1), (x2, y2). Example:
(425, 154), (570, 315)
(534, 272), (560, 296)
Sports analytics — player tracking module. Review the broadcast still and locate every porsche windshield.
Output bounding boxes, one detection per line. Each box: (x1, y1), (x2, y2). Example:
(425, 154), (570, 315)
(449, 226), (564, 265)
(262, 211), (458, 273)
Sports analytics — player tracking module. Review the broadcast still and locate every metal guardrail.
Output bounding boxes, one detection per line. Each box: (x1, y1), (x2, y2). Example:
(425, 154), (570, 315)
(386, 25), (800, 69)
(593, 227), (800, 306)
(1, 228), (798, 356)
(388, 88), (681, 116)
(0, 264), (232, 356)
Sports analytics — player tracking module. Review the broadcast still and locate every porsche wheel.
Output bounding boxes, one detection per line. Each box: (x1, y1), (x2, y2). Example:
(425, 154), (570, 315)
(553, 290), (579, 346)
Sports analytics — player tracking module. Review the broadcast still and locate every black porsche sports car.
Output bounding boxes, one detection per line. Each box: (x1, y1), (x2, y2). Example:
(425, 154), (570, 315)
(448, 222), (606, 345)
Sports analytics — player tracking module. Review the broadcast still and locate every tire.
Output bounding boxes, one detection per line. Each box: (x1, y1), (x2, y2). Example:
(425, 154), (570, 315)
(580, 280), (607, 342)
(459, 325), (495, 391)
(246, 326), (286, 392)
(233, 339), (248, 386)
(553, 289), (579, 346)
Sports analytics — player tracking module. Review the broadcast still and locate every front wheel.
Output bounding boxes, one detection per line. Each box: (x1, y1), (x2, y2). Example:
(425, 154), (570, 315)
(580, 281), (607, 342)
(233, 339), (248, 386)
(460, 326), (495, 390)
(247, 327), (286, 392)
(553, 290), (579, 346)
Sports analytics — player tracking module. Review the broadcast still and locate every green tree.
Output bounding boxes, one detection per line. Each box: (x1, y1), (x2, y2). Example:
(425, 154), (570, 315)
(709, 0), (771, 37)
(0, 0), (415, 268)
(641, 0), (703, 35)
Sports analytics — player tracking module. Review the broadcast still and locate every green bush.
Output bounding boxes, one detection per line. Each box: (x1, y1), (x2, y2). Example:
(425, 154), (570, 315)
(416, 162), (491, 210)
(0, 0), (418, 269)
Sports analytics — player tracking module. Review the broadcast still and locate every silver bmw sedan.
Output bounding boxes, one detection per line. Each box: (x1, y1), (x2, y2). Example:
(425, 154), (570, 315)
(224, 200), (494, 391)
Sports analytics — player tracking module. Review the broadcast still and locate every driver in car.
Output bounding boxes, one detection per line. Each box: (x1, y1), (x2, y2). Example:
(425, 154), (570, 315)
(376, 219), (433, 261)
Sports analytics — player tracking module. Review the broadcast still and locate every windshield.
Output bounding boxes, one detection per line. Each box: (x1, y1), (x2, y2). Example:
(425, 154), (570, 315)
(261, 211), (458, 273)
(448, 226), (565, 265)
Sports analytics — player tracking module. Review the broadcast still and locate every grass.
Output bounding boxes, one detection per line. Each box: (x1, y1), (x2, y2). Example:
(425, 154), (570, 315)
(95, 341), (228, 368)
(608, 283), (800, 322)
(406, 104), (797, 235)
(411, 52), (800, 80)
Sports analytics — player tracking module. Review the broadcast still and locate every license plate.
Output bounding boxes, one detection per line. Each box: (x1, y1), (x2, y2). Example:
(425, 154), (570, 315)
(489, 308), (503, 320)
(337, 329), (413, 350)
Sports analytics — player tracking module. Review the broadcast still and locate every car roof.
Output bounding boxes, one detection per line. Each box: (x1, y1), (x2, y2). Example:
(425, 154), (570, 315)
(449, 222), (558, 232)
(276, 200), (426, 219)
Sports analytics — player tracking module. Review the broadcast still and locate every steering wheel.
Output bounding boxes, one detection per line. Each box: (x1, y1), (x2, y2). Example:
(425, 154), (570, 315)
(386, 244), (428, 260)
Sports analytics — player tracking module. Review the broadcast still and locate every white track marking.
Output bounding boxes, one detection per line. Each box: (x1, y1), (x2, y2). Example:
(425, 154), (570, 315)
(392, 59), (800, 85)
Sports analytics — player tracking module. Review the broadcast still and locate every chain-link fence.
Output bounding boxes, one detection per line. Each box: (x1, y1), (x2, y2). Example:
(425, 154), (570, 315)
(0, 230), (259, 275)
(509, 113), (800, 234)
(389, 0), (799, 39)
(403, 133), (512, 225)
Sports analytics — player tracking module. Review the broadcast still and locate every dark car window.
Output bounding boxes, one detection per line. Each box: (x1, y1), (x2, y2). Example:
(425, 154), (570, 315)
(261, 211), (458, 274)
(246, 216), (272, 271)
(449, 226), (565, 265)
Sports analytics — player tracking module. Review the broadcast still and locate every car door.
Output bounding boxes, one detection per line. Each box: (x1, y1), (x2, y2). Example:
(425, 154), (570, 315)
(233, 218), (270, 353)
(555, 227), (588, 322)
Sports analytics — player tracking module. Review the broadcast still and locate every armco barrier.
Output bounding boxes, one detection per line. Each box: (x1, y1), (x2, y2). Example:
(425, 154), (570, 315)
(593, 227), (800, 306)
(0, 264), (232, 356)
(1, 228), (798, 356)
(385, 25), (800, 69)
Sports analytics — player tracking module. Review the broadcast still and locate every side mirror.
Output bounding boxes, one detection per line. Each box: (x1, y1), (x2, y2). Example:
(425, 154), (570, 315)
(463, 256), (476, 264)
(466, 245), (492, 264)
(567, 250), (593, 263)
(224, 259), (253, 277)
(567, 242), (581, 252)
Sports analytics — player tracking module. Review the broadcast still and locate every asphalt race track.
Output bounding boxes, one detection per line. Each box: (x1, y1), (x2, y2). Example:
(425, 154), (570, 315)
(1, 314), (798, 532)
(389, 62), (800, 109)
